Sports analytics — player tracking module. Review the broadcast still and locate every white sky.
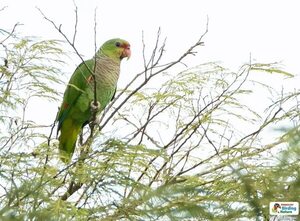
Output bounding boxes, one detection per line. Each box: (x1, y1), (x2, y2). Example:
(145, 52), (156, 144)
(1, 0), (300, 125)
(2, 0), (300, 69)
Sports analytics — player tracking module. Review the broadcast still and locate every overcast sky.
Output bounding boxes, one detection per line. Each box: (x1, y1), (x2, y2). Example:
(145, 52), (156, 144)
(1, 0), (299, 125)
(2, 0), (300, 69)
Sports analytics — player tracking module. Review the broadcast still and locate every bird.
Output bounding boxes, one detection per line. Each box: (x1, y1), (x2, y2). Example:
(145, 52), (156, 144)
(56, 38), (131, 162)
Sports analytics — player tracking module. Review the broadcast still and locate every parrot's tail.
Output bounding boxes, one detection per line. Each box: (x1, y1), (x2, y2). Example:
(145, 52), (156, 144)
(58, 118), (81, 163)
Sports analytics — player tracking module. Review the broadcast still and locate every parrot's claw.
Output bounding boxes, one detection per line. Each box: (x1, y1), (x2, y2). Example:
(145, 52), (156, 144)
(90, 101), (100, 112)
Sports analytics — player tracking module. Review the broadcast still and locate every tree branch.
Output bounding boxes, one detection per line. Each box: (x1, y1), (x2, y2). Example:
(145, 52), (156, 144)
(99, 19), (208, 131)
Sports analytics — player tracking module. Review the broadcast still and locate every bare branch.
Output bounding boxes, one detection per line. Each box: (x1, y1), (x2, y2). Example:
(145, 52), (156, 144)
(60, 180), (83, 200)
(0, 23), (21, 45)
(89, 7), (99, 137)
(99, 19), (208, 131)
(72, 0), (78, 45)
(36, 7), (94, 77)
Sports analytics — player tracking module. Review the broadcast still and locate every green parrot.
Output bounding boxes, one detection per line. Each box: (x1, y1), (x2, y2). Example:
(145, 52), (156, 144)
(56, 38), (131, 162)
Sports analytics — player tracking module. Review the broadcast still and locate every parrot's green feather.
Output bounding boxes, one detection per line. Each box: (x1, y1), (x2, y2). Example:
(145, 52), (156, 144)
(57, 59), (94, 131)
(57, 38), (130, 162)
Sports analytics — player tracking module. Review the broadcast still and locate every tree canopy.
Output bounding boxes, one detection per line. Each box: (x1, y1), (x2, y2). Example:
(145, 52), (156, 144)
(0, 10), (299, 221)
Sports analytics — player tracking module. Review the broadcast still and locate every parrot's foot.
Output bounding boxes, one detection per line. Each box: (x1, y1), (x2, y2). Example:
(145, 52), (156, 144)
(89, 101), (101, 130)
(89, 116), (100, 127)
(90, 101), (100, 112)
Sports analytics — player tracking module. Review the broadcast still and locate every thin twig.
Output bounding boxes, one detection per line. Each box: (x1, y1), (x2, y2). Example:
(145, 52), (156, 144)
(89, 7), (99, 137)
(99, 20), (208, 131)
(72, 0), (78, 45)
(37, 7), (94, 78)
(0, 23), (20, 45)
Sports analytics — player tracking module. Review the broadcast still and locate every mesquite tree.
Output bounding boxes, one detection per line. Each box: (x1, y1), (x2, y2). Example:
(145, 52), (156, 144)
(0, 8), (299, 221)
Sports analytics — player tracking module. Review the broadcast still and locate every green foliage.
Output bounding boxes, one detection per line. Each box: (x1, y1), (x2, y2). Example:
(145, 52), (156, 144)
(0, 25), (299, 221)
(0, 37), (64, 112)
(250, 62), (294, 77)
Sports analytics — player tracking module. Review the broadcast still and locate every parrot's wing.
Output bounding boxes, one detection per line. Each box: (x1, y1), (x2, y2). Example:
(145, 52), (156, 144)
(57, 59), (94, 132)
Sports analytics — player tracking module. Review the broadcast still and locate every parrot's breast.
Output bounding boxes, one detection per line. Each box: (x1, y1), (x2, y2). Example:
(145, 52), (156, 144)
(92, 55), (121, 109)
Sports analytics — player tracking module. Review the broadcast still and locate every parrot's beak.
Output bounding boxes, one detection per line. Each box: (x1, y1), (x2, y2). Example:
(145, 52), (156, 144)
(121, 44), (131, 60)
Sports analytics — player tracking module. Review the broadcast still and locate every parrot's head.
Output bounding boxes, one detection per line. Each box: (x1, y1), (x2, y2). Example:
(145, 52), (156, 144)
(100, 38), (131, 61)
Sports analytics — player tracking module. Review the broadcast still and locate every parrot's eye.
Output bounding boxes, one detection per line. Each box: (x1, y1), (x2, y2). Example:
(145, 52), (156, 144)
(115, 42), (121, 47)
